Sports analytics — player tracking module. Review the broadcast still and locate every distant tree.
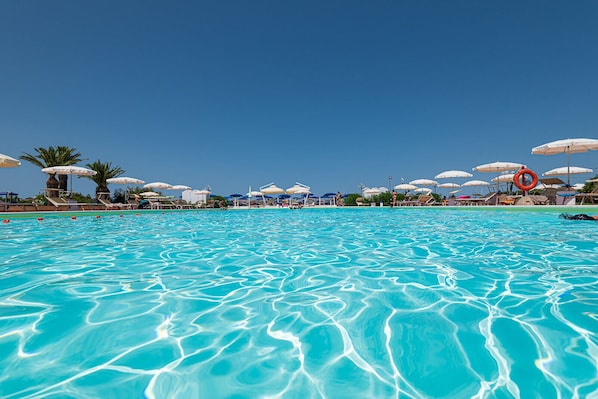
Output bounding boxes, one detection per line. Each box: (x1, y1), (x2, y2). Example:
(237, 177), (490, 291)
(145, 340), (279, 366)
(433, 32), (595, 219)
(581, 175), (598, 193)
(113, 188), (126, 203)
(19, 146), (82, 196)
(84, 160), (125, 199)
(343, 193), (361, 206)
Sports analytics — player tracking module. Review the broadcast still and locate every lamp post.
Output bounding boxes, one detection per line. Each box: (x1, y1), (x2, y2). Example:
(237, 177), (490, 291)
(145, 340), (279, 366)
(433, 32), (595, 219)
(388, 176), (392, 192)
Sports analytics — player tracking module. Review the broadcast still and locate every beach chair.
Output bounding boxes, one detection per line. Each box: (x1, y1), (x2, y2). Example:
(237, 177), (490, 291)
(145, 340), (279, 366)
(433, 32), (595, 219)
(173, 199), (195, 209)
(498, 194), (516, 205)
(530, 195), (550, 205)
(575, 184), (598, 205)
(98, 194), (132, 210)
(45, 195), (92, 211)
(398, 195), (418, 206)
(455, 192), (497, 206)
(416, 195), (436, 206)
(148, 197), (177, 210)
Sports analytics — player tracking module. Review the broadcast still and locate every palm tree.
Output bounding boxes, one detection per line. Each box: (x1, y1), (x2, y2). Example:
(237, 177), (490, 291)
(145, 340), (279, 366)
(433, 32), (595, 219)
(20, 146), (82, 196)
(84, 160), (125, 199)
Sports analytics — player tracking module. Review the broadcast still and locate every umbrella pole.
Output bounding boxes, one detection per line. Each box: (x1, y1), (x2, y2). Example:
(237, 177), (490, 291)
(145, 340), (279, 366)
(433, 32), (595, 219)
(567, 150), (571, 187)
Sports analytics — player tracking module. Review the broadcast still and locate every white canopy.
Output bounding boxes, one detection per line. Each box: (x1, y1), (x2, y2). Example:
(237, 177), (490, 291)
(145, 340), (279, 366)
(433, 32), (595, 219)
(144, 182), (173, 190)
(434, 170), (472, 179)
(42, 165), (97, 176)
(394, 183), (417, 191)
(543, 166), (593, 176)
(260, 184), (285, 195)
(462, 180), (490, 187)
(107, 176), (145, 185)
(473, 161), (525, 173)
(0, 153), (21, 168)
(409, 179), (438, 186)
(171, 184), (192, 190)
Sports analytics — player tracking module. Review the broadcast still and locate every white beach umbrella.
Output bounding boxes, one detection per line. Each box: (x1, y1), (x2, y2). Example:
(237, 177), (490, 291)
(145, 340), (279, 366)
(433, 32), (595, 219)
(286, 182), (311, 205)
(107, 177), (145, 185)
(534, 183), (562, 190)
(171, 184), (192, 190)
(260, 183), (285, 195)
(473, 161), (525, 192)
(414, 187), (432, 193)
(0, 153), (21, 168)
(286, 186), (310, 194)
(362, 187), (383, 197)
(434, 170), (472, 179)
(462, 180), (490, 187)
(286, 182), (311, 194)
(41, 165), (97, 194)
(491, 173), (515, 191)
(409, 179), (438, 186)
(437, 182), (460, 189)
(247, 190), (264, 207)
(462, 180), (490, 195)
(542, 166), (593, 176)
(107, 176), (145, 201)
(42, 165), (97, 176)
(491, 173), (515, 183)
(144, 182), (173, 190)
(473, 161), (525, 173)
(532, 138), (598, 186)
(532, 138), (598, 155)
(394, 183), (417, 191)
(139, 191), (159, 197)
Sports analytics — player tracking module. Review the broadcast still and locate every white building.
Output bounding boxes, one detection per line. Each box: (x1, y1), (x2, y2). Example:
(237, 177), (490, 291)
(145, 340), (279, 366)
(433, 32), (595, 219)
(182, 189), (210, 205)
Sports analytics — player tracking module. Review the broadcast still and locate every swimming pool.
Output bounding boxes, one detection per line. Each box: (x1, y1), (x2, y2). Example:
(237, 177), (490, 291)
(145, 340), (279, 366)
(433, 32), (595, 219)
(1, 208), (597, 398)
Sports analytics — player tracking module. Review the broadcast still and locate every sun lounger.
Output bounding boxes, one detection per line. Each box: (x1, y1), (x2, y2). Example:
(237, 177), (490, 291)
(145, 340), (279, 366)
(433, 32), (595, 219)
(575, 184), (598, 205)
(529, 195), (550, 205)
(416, 195), (437, 206)
(498, 194), (516, 205)
(396, 195), (418, 206)
(98, 197), (132, 210)
(45, 195), (92, 210)
(147, 197), (177, 210)
(172, 200), (195, 209)
(455, 192), (498, 206)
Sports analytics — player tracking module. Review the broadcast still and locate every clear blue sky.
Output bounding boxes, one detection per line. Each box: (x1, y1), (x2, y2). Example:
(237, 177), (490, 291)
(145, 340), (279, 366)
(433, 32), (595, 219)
(1, 1), (597, 198)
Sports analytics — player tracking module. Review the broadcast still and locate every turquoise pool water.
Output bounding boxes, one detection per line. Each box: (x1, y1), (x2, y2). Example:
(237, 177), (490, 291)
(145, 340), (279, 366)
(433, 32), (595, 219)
(1, 208), (597, 398)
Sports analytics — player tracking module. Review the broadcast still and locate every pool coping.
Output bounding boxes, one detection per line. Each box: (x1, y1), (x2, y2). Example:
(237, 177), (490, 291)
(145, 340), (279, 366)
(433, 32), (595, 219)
(2, 204), (598, 220)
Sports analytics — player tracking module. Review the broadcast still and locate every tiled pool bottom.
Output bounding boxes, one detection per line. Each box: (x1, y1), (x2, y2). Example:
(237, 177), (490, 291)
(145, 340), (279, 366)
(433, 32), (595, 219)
(1, 208), (597, 398)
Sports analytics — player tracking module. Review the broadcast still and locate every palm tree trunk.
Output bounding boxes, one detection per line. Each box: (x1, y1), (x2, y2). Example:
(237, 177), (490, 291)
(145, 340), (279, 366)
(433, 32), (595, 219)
(46, 174), (60, 198)
(58, 175), (69, 192)
(96, 186), (110, 200)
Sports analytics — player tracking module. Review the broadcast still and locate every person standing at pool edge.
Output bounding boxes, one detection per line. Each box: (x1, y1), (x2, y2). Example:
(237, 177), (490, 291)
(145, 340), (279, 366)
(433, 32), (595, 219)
(336, 192), (343, 206)
(392, 190), (397, 207)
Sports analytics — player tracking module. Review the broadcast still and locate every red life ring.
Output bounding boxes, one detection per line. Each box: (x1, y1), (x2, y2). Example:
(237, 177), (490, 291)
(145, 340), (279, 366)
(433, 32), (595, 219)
(513, 167), (538, 191)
